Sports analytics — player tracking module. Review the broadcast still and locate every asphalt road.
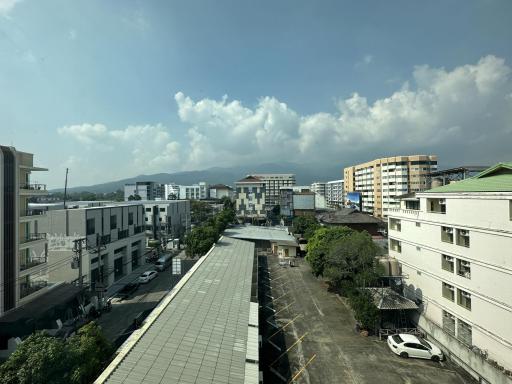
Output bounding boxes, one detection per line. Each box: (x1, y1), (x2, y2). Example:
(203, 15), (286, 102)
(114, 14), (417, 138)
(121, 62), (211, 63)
(96, 267), (173, 342)
(262, 255), (475, 384)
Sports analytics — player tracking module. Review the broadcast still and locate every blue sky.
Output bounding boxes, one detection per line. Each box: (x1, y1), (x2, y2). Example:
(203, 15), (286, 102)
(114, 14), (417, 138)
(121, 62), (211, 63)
(1, 0), (512, 188)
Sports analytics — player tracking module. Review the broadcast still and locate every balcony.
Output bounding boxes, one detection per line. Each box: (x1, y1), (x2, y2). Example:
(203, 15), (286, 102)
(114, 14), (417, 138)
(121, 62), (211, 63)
(20, 250), (47, 271)
(19, 233), (47, 245)
(19, 183), (47, 195)
(427, 198), (446, 214)
(118, 229), (129, 240)
(19, 209), (47, 221)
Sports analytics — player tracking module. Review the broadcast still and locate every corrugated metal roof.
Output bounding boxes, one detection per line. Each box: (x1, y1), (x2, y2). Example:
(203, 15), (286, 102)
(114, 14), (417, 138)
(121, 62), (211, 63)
(225, 225), (297, 244)
(96, 237), (257, 384)
(366, 287), (418, 310)
(426, 162), (512, 193)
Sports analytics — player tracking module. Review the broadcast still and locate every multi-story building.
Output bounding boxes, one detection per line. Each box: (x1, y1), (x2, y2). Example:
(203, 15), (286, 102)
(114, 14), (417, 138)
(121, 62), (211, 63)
(124, 181), (164, 201)
(344, 155), (437, 217)
(0, 146), (49, 316)
(235, 176), (266, 220)
(164, 183), (180, 200)
(387, 162), (512, 384)
(325, 179), (344, 208)
(43, 204), (146, 289)
(310, 182), (326, 196)
(179, 182), (209, 200)
(253, 173), (295, 208)
(209, 184), (233, 200)
(138, 200), (191, 239)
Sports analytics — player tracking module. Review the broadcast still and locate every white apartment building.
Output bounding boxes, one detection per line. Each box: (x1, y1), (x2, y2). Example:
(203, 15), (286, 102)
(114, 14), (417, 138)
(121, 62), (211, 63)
(0, 146), (49, 317)
(344, 155), (437, 217)
(253, 174), (295, 208)
(139, 200), (191, 239)
(42, 204), (146, 289)
(388, 162), (512, 384)
(310, 182), (326, 196)
(209, 184), (233, 200)
(124, 181), (164, 201)
(164, 182), (209, 200)
(325, 179), (344, 208)
(164, 183), (180, 200)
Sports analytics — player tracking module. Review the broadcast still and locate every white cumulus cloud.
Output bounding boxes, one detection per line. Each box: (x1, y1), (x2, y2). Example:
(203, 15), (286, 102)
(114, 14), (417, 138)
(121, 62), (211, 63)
(0, 0), (22, 16)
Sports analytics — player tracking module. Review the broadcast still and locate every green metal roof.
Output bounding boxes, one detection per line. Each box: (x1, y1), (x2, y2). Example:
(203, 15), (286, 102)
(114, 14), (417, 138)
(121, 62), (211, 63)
(426, 162), (512, 193)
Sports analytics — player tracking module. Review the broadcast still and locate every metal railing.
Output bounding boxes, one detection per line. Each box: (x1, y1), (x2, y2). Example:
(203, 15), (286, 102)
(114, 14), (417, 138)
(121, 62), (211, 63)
(20, 183), (47, 191)
(20, 209), (46, 218)
(118, 229), (129, 240)
(20, 233), (47, 244)
(20, 255), (47, 271)
(379, 327), (421, 340)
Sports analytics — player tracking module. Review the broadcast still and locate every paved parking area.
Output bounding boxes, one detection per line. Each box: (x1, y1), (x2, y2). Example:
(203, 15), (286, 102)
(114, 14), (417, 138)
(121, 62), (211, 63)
(261, 255), (475, 384)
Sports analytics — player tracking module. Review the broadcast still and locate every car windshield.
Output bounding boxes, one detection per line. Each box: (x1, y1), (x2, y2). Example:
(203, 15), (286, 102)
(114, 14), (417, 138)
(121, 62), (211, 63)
(419, 339), (432, 349)
(392, 335), (404, 344)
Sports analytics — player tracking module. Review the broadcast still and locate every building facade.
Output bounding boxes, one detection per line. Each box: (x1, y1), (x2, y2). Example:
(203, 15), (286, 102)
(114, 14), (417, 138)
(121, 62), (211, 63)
(325, 179), (344, 208)
(43, 204), (146, 289)
(253, 174), (295, 208)
(0, 146), (49, 317)
(235, 176), (266, 219)
(139, 200), (191, 240)
(124, 181), (164, 201)
(344, 155), (437, 217)
(310, 182), (326, 196)
(164, 183), (180, 200)
(209, 184), (233, 200)
(387, 163), (512, 384)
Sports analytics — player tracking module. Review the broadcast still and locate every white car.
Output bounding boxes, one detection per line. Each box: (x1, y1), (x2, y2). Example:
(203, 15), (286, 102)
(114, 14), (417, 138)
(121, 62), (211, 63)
(138, 270), (158, 284)
(387, 334), (444, 362)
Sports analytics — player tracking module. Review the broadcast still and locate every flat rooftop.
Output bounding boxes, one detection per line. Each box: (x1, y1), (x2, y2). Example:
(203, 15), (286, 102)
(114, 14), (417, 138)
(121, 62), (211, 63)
(224, 225), (297, 244)
(95, 236), (258, 384)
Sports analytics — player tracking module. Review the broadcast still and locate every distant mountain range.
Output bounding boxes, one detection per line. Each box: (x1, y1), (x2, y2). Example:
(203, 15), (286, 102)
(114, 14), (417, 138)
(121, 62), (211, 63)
(51, 162), (345, 194)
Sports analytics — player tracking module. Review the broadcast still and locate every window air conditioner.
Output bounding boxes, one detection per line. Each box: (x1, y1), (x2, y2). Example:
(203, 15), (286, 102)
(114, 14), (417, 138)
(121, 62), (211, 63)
(461, 292), (471, 299)
(444, 228), (453, 234)
(459, 230), (469, 236)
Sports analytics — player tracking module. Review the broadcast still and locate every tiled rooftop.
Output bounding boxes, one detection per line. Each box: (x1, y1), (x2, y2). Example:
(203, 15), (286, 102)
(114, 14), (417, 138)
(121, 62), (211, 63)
(97, 236), (256, 384)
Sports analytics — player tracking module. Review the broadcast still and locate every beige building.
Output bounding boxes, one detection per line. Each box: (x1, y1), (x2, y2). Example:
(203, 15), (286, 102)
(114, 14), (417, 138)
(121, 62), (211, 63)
(253, 173), (295, 207)
(235, 176), (266, 220)
(344, 155), (437, 217)
(0, 146), (49, 317)
(388, 162), (512, 384)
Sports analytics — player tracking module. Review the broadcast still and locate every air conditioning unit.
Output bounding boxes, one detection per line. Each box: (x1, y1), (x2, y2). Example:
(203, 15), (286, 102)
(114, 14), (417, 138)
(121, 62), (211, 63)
(444, 255), (454, 261)
(461, 292), (472, 299)
(439, 200), (446, 205)
(459, 230), (469, 237)
(460, 260), (471, 267)
(444, 227), (453, 234)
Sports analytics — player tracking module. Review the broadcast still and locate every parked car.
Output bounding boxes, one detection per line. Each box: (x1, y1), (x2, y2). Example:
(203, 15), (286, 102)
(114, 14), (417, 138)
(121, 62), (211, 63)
(387, 334), (444, 362)
(154, 254), (173, 271)
(117, 282), (139, 299)
(138, 270), (158, 284)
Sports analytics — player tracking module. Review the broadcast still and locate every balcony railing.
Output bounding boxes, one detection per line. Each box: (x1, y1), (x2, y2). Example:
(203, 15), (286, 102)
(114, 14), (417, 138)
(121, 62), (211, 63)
(20, 209), (46, 218)
(20, 255), (47, 271)
(20, 183), (47, 191)
(20, 233), (47, 244)
(118, 229), (129, 240)
(20, 280), (48, 299)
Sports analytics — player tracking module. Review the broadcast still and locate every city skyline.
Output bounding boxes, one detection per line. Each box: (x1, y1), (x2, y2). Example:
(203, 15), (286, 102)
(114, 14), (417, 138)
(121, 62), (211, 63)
(1, 1), (511, 188)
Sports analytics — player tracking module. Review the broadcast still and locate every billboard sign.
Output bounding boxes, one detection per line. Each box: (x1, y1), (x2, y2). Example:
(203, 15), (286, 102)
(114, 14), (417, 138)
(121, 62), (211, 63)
(345, 192), (362, 211)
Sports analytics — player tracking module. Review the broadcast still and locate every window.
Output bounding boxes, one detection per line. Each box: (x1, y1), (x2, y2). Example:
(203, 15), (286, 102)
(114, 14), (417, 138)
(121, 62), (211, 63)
(390, 239), (401, 253)
(405, 200), (420, 210)
(110, 215), (117, 230)
(128, 212), (134, 225)
(442, 310), (456, 336)
(441, 226), (453, 243)
(415, 222), (421, 227)
(86, 218), (95, 235)
(457, 259), (471, 279)
(458, 289), (472, 310)
(144, 217), (148, 222)
(457, 319), (472, 345)
(510, 200), (512, 220)
(456, 229), (470, 248)
(389, 218), (401, 231)
(442, 282), (455, 301)
(427, 198), (446, 213)
(145, 208), (151, 212)
(160, 208), (165, 212)
(442, 254), (454, 273)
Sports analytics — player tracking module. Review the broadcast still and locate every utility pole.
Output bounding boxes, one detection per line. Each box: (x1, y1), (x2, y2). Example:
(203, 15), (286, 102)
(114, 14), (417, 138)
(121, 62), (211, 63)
(63, 168), (69, 209)
(72, 237), (85, 290)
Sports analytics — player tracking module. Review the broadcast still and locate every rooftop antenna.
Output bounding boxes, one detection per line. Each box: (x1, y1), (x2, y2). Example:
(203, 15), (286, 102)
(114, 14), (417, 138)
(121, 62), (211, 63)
(63, 168), (69, 209)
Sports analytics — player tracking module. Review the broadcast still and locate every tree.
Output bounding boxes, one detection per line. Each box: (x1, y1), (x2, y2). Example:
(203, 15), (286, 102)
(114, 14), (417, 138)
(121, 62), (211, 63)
(292, 216), (320, 240)
(191, 200), (212, 224)
(68, 322), (113, 384)
(220, 196), (234, 211)
(0, 322), (113, 384)
(348, 290), (380, 330)
(305, 226), (354, 276)
(323, 231), (380, 290)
